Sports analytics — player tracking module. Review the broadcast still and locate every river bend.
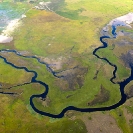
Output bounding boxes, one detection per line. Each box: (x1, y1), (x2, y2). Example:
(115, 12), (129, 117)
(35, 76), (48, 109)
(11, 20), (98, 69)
(0, 25), (132, 118)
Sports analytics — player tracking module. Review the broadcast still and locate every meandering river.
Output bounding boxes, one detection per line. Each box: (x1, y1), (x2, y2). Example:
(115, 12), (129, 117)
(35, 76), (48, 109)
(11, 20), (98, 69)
(0, 24), (133, 118)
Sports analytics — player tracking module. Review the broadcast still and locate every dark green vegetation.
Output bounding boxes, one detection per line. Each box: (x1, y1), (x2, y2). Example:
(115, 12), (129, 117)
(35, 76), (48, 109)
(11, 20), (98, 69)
(1, 0), (133, 132)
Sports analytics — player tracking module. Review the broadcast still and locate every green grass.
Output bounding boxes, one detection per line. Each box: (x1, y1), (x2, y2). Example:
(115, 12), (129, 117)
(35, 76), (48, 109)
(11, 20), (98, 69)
(0, 58), (32, 86)
(0, 95), (87, 133)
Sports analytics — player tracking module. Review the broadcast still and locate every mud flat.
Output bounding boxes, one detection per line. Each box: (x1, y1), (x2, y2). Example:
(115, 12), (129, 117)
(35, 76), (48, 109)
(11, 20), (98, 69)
(109, 13), (133, 27)
(102, 13), (133, 37)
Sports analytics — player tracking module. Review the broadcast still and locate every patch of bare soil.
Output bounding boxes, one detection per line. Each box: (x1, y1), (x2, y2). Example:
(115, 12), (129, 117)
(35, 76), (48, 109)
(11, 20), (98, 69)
(81, 112), (122, 133)
(40, 54), (88, 91)
(37, 96), (51, 107)
(88, 85), (110, 106)
(121, 50), (133, 68)
(0, 82), (15, 89)
(0, 52), (27, 66)
(116, 39), (133, 46)
(125, 85), (133, 99)
(41, 56), (67, 70)
(55, 66), (88, 91)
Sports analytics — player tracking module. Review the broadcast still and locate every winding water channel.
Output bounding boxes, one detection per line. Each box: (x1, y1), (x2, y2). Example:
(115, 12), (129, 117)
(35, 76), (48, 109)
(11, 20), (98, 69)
(0, 25), (133, 118)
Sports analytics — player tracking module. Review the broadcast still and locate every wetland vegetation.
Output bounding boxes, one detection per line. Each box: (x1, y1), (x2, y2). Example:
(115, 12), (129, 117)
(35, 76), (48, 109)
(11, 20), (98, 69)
(1, 0), (133, 132)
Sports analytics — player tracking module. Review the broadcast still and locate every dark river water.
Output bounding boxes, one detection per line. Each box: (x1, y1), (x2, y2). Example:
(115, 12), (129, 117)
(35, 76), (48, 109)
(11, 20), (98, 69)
(0, 26), (133, 118)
